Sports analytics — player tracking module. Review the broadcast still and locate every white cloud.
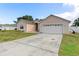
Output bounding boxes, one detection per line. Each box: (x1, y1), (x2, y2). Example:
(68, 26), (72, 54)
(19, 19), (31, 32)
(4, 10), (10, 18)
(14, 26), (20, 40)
(55, 0), (79, 25)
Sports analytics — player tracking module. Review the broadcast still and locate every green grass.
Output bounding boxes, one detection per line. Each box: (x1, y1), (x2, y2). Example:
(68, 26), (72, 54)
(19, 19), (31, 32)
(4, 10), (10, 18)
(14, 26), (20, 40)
(0, 30), (36, 42)
(58, 33), (79, 56)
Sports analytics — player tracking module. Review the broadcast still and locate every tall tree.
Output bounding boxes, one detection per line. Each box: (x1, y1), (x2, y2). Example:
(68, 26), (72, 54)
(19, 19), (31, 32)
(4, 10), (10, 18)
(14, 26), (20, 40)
(72, 18), (79, 26)
(17, 15), (33, 21)
(13, 21), (17, 23)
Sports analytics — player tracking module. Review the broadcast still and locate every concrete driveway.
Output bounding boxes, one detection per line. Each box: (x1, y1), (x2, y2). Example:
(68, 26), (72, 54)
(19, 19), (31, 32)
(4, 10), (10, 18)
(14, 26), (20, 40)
(0, 33), (62, 56)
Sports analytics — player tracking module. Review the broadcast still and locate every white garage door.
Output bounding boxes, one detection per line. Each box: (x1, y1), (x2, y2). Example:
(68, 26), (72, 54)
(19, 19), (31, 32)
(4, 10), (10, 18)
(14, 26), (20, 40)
(39, 24), (63, 34)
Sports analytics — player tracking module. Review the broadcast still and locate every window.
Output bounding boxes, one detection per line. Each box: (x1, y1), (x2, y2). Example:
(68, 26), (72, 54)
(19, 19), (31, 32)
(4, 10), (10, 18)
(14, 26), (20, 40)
(20, 26), (24, 29)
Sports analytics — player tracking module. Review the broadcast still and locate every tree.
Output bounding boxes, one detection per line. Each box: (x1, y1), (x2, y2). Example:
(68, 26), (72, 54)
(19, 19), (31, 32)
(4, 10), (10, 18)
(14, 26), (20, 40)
(17, 17), (23, 21)
(17, 15), (33, 22)
(35, 18), (39, 21)
(72, 18), (79, 26)
(22, 15), (28, 19)
(13, 21), (17, 24)
(28, 16), (33, 21)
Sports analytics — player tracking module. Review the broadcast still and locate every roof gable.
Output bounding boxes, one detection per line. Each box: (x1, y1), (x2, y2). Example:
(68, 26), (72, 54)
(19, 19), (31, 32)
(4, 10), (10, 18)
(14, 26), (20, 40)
(39, 15), (71, 23)
(47, 15), (71, 23)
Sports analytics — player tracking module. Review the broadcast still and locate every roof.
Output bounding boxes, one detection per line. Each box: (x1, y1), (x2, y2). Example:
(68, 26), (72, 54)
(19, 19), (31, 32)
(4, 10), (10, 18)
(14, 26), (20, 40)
(49, 15), (71, 22)
(17, 15), (71, 23)
(39, 14), (71, 23)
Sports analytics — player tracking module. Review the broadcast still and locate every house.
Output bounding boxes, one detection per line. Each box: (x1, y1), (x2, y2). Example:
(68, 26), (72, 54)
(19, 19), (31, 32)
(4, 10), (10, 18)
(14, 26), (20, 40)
(0, 24), (17, 30)
(17, 15), (71, 34)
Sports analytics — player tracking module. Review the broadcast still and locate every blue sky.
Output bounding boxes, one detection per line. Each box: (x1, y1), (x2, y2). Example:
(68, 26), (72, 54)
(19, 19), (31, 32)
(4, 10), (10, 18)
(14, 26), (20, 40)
(0, 3), (74, 24)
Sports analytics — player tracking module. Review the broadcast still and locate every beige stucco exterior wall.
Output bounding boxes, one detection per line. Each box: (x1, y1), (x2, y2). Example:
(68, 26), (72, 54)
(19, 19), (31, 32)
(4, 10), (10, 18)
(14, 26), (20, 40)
(39, 16), (70, 34)
(17, 19), (36, 32)
(27, 23), (36, 32)
(17, 19), (27, 32)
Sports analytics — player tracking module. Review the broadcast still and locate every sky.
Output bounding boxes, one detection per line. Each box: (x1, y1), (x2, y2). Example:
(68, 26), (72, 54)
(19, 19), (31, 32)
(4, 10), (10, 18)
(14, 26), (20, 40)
(0, 3), (78, 24)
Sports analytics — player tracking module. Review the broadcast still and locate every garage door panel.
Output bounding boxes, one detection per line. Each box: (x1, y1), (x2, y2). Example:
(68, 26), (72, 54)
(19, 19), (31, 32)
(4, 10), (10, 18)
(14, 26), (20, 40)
(39, 24), (63, 34)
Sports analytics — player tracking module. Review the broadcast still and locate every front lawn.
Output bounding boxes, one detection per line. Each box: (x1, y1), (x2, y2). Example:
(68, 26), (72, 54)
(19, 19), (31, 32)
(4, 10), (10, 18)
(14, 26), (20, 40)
(0, 30), (36, 42)
(58, 33), (79, 56)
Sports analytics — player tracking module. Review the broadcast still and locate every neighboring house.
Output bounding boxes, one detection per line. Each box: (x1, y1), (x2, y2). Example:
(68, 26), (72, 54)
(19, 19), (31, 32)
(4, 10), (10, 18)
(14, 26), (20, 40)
(17, 15), (71, 34)
(0, 25), (16, 30)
